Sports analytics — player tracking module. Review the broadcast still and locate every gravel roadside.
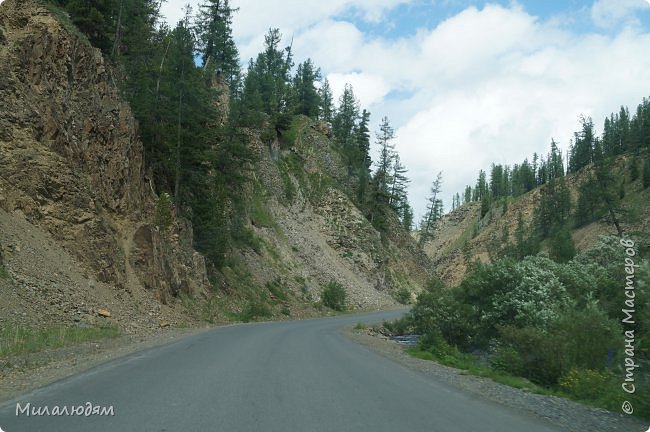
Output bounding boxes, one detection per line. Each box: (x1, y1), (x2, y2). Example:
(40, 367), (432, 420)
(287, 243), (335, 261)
(0, 326), (208, 404)
(343, 327), (648, 432)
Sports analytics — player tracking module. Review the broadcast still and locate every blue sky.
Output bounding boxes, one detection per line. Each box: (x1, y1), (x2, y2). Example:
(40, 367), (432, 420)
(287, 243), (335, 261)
(160, 0), (650, 220)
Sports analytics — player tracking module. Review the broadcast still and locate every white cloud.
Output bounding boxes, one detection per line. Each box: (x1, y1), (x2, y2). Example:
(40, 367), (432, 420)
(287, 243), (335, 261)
(327, 72), (391, 109)
(591, 0), (649, 29)
(160, 1), (650, 220)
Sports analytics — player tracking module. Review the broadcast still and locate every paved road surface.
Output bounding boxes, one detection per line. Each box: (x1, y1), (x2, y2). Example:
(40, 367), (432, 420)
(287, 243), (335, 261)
(0, 309), (563, 431)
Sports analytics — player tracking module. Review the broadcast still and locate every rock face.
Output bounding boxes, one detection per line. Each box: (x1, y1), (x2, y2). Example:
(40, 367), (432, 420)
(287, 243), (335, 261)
(0, 0), (208, 311)
(240, 115), (433, 310)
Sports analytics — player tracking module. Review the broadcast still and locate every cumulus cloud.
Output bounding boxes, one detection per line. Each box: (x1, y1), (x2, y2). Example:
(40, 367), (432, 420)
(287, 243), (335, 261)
(158, 1), (650, 219)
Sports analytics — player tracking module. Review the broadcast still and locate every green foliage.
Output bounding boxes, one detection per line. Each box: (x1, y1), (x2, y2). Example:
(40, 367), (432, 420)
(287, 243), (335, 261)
(489, 345), (524, 376)
(534, 176), (572, 238)
(406, 235), (645, 398)
(559, 368), (613, 401)
(394, 287), (411, 305)
(266, 278), (288, 302)
(250, 192), (277, 230)
(154, 192), (173, 231)
(321, 280), (346, 311)
(353, 322), (368, 330)
(549, 228), (576, 263)
(239, 301), (272, 322)
(196, 0), (241, 95)
(0, 324), (119, 357)
(290, 59), (322, 118)
(419, 172), (443, 245)
(643, 158), (650, 189)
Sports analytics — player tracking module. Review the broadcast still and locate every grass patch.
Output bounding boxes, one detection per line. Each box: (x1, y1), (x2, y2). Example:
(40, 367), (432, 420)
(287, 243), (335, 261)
(237, 301), (272, 322)
(0, 264), (8, 279)
(406, 348), (553, 395)
(266, 278), (289, 302)
(251, 192), (283, 237)
(0, 324), (120, 357)
(446, 220), (480, 254)
(354, 322), (368, 330)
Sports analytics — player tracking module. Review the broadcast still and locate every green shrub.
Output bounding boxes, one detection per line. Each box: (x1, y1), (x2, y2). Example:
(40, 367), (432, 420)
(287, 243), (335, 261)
(490, 345), (524, 376)
(321, 281), (346, 311)
(549, 228), (576, 263)
(240, 301), (272, 322)
(559, 368), (613, 401)
(394, 287), (411, 304)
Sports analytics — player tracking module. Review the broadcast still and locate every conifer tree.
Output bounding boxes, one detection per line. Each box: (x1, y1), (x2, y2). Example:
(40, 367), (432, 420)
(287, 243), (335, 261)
(368, 117), (396, 233)
(318, 78), (334, 123)
(291, 59), (321, 118)
(419, 172), (443, 245)
(196, 0), (241, 95)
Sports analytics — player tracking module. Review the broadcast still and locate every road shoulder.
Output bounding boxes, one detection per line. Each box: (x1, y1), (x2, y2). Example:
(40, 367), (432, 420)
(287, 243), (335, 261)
(343, 326), (647, 432)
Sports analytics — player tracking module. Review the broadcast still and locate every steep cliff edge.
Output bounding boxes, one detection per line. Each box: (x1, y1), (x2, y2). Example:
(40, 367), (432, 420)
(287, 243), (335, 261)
(0, 0), (209, 330)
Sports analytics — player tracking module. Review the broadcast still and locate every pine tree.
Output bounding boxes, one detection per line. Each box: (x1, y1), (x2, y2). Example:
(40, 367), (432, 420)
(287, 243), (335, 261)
(568, 116), (595, 172)
(291, 59), (321, 118)
(513, 211), (539, 259)
(533, 176), (572, 238)
(195, 0), (241, 96)
(549, 228), (576, 263)
(419, 172), (443, 245)
(368, 117), (396, 233)
(355, 109), (372, 207)
(64, 0), (117, 53)
(318, 78), (334, 123)
(388, 154), (410, 213)
(241, 28), (293, 117)
(463, 186), (472, 205)
(332, 84), (359, 148)
(402, 202), (414, 231)
(643, 159), (650, 189)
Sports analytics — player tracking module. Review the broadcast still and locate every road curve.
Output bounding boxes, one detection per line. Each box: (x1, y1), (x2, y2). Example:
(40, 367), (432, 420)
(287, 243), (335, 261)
(0, 309), (564, 432)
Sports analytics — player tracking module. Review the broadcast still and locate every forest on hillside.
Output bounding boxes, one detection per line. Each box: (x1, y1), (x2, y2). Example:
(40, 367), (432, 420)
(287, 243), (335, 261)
(49, 0), (419, 275)
(394, 101), (650, 417)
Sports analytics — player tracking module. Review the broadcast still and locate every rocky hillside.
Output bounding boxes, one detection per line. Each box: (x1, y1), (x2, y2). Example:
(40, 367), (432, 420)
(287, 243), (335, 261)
(0, 0), (209, 332)
(206, 115), (433, 318)
(424, 154), (650, 286)
(0, 0), (433, 330)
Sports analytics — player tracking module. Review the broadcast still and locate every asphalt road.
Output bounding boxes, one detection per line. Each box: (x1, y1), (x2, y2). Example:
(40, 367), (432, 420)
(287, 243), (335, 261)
(0, 309), (563, 432)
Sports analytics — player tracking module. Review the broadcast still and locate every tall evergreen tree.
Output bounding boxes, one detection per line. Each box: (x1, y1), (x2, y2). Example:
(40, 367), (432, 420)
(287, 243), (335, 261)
(355, 109), (372, 206)
(368, 117), (396, 233)
(318, 78), (334, 123)
(291, 59), (321, 118)
(419, 172), (443, 245)
(569, 116), (595, 172)
(195, 0), (241, 96)
(533, 176), (572, 238)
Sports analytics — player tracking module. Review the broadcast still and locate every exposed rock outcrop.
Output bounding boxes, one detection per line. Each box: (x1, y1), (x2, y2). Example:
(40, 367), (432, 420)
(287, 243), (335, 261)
(0, 0), (209, 317)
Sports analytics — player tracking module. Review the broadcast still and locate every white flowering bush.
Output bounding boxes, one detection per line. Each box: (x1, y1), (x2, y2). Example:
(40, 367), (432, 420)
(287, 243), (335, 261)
(485, 256), (571, 330)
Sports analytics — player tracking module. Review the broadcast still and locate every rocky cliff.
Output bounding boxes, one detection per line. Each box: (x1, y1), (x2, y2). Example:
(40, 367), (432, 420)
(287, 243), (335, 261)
(0, 0), (209, 330)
